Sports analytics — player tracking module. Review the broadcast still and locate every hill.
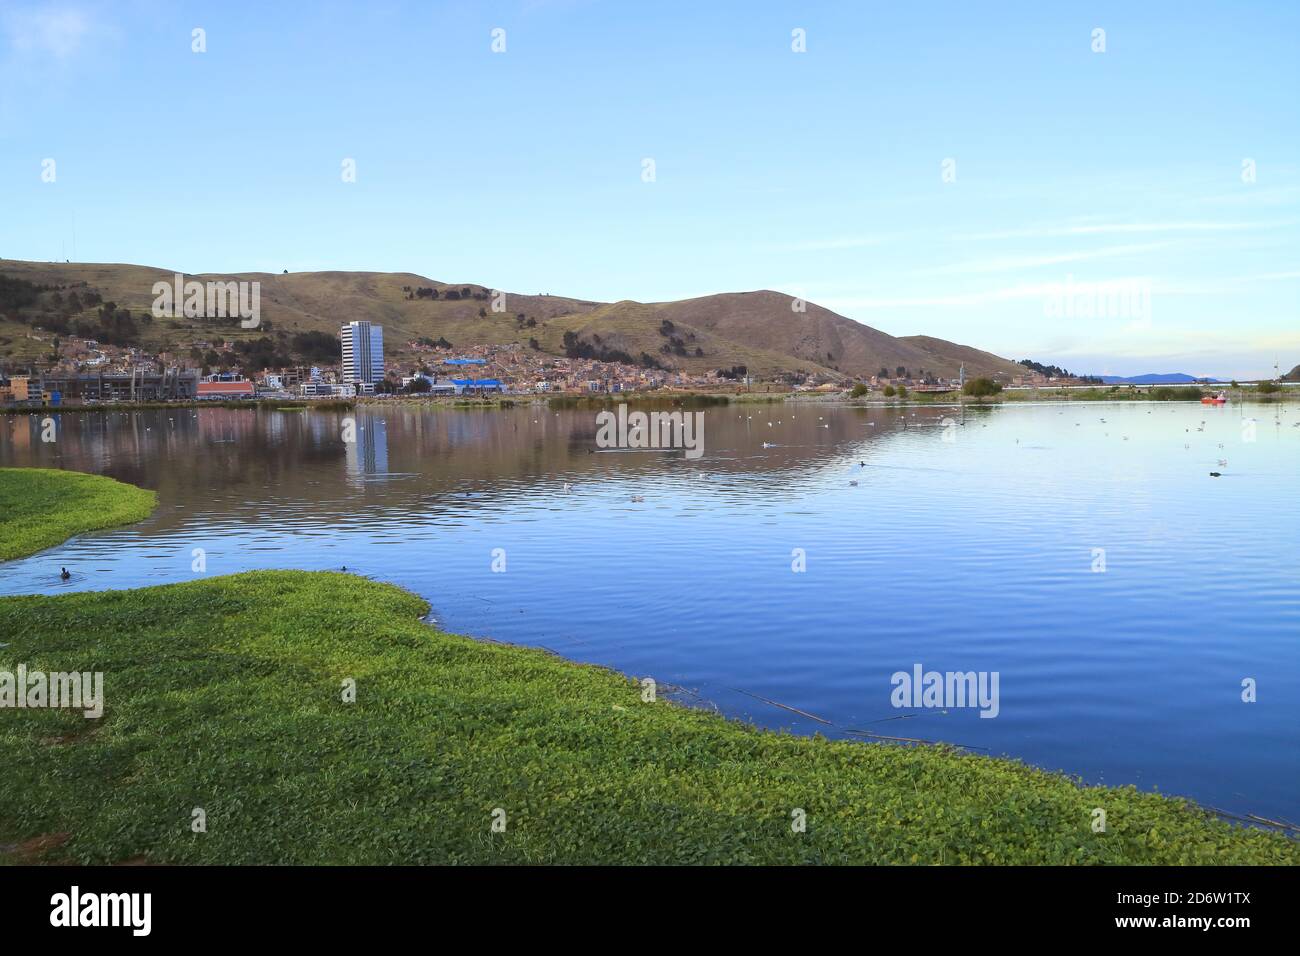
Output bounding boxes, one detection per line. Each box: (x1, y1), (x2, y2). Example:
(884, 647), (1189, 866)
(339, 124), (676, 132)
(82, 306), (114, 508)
(1282, 364), (1300, 382)
(0, 259), (1022, 381)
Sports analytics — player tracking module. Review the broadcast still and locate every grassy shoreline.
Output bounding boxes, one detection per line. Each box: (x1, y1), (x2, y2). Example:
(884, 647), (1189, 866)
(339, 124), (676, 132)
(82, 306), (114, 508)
(0, 467), (157, 562)
(0, 569), (1295, 864)
(2, 471), (1295, 864)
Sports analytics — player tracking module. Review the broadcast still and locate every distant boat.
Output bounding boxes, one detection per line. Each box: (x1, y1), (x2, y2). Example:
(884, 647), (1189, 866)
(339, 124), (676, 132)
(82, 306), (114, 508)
(1201, 391), (1227, 405)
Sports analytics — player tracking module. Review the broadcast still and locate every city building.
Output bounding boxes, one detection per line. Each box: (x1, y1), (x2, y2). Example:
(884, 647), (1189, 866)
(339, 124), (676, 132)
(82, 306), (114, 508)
(451, 378), (506, 395)
(297, 381), (372, 398)
(4, 376), (43, 404)
(341, 321), (384, 385)
(197, 380), (256, 400)
(7, 369), (200, 405)
(400, 373), (457, 395)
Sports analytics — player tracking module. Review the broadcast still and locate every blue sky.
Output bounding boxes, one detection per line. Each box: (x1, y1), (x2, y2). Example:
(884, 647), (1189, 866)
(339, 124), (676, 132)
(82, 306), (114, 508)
(1, 0), (1296, 377)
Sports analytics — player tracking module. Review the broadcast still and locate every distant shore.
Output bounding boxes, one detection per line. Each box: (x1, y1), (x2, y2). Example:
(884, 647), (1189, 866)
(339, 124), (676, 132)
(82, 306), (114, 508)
(1, 398), (357, 415)
(4, 382), (1296, 416)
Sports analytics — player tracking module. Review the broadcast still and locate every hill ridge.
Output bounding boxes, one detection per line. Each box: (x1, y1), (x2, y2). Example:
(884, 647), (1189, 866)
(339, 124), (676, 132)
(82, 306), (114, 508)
(0, 259), (1023, 380)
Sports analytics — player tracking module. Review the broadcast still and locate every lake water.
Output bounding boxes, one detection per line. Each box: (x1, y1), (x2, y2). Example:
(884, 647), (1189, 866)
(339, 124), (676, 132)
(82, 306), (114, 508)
(2, 400), (1297, 822)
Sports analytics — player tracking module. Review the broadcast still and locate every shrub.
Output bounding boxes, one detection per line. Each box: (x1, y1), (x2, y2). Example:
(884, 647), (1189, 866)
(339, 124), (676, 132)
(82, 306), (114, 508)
(962, 377), (1002, 398)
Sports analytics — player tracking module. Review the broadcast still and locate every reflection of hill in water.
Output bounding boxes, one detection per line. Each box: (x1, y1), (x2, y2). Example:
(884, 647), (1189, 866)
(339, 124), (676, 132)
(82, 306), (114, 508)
(0, 403), (956, 533)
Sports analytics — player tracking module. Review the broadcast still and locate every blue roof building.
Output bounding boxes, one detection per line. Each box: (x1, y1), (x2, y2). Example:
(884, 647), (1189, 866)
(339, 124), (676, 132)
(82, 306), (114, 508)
(451, 378), (506, 394)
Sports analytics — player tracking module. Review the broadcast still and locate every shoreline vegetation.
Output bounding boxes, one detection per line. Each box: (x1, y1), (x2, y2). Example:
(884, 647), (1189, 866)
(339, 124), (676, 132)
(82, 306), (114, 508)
(0, 467), (157, 562)
(3, 383), (1295, 416)
(1, 571), (1296, 864)
(0, 469), (1296, 864)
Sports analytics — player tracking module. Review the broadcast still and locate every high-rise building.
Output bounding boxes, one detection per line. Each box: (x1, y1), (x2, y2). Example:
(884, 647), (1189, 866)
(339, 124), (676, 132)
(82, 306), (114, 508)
(340, 321), (384, 384)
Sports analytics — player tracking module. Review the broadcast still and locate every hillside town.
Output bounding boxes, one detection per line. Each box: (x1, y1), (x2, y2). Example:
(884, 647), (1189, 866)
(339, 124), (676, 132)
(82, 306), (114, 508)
(1, 319), (1000, 407)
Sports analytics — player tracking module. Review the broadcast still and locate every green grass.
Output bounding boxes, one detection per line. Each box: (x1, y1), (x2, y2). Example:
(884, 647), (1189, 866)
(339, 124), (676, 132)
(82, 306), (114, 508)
(0, 468), (157, 562)
(1, 570), (1295, 865)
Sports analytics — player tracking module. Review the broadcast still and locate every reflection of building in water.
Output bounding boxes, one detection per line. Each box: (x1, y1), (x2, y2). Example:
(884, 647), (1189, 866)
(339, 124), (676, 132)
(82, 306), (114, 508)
(345, 416), (388, 484)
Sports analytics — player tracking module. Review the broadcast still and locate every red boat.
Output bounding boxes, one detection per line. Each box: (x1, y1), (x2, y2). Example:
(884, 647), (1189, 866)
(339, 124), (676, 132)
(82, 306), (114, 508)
(1201, 391), (1227, 405)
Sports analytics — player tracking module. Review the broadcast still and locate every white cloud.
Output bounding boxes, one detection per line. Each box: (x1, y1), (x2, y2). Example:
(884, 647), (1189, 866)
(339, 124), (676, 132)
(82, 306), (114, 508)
(914, 242), (1178, 276)
(953, 220), (1295, 241)
(822, 276), (1163, 310)
(3, 6), (91, 62)
(769, 235), (894, 253)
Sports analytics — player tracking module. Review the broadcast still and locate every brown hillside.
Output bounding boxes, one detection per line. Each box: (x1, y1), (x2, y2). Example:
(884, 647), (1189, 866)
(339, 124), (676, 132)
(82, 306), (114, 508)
(899, 335), (1025, 380)
(0, 260), (1019, 380)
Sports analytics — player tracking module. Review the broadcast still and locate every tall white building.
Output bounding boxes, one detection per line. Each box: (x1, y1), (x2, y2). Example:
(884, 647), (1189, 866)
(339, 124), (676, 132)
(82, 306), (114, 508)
(340, 321), (384, 385)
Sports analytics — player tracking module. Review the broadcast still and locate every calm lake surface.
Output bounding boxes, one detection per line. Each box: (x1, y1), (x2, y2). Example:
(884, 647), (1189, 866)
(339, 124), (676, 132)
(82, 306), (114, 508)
(3, 400), (1297, 821)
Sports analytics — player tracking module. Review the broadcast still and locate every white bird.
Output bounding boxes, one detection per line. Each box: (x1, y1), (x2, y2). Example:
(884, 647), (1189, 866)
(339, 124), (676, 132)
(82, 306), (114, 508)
(630, 495), (645, 503)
